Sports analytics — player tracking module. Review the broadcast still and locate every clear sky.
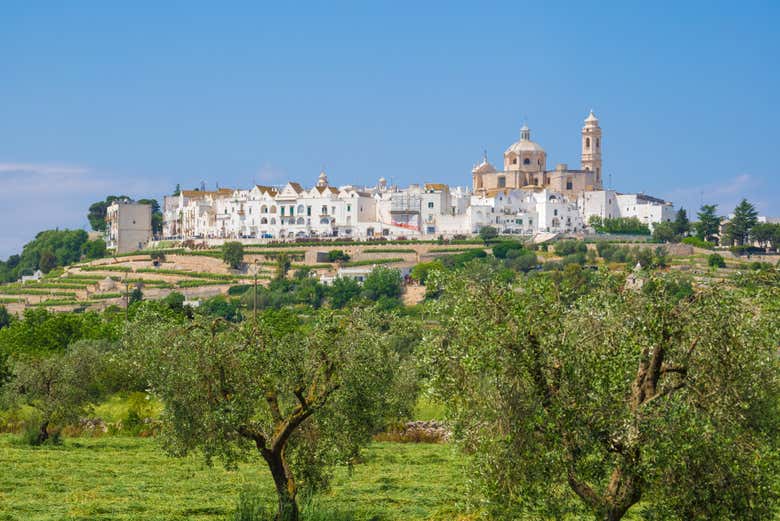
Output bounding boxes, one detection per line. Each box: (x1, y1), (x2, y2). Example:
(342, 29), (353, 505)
(1, 1), (778, 257)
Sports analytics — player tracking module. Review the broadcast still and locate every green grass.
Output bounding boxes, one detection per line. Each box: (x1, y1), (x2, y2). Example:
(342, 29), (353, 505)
(0, 289), (77, 297)
(0, 297), (24, 304)
(0, 436), (468, 521)
(361, 248), (416, 254)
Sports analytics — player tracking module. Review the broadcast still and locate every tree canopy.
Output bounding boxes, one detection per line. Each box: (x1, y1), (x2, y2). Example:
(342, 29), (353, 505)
(125, 307), (415, 521)
(426, 266), (779, 520)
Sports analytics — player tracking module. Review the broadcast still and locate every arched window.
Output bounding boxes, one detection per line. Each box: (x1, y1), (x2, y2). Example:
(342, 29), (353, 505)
(261, 205), (268, 213)
(586, 137), (591, 148)
(596, 138), (600, 149)
(261, 217), (268, 224)
(498, 176), (506, 188)
(297, 205), (305, 214)
(512, 158), (518, 165)
(523, 158), (530, 165)
(270, 218), (276, 225)
(320, 217), (330, 225)
(270, 206), (277, 214)
(296, 217), (305, 225)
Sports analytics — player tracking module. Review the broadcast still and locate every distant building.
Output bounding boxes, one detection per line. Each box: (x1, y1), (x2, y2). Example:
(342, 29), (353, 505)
(160, 111), (674, 241)
(106, 201), (152, 253)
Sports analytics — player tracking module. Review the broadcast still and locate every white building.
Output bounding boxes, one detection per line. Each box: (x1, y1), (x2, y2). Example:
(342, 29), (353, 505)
(578, 190), (675, 230)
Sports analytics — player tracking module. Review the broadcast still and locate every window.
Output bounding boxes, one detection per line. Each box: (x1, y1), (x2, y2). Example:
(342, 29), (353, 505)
(289, 206), (295, 215)
(297, 205), (305, 215)
(523, 158), (530, 165)
(596, 138), (600, 149)
(498, 176), (506, 188)
(512, 158), (518, 165)
(566, 178), (573, 190)
(586, 137), (591, 148)
(554, 209), (558, 216)
(347, 204), (351, 212)
(427, 202), (434, 208)
(281, 207), (285, 216)
(321, 205), (328, 215)
(307, 206), (311, 216)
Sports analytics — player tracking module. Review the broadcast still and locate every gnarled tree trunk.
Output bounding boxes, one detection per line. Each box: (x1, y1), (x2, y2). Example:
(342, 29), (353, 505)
(263, 447), (299, 521)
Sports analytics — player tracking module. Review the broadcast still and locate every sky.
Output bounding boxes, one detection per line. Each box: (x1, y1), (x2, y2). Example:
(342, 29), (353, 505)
(1, 1), (778, 257)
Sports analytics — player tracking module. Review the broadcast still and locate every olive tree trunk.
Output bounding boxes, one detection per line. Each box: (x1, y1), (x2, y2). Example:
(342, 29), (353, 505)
(262, 448), (299, 521)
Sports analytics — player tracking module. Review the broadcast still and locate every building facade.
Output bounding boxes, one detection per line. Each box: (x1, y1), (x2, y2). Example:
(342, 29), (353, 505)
(106, 201), (153, 253)
(160, 111), (674, 242)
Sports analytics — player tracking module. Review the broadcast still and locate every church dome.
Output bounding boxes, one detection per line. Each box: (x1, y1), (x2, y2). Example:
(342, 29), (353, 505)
(504, 125), (545, 155)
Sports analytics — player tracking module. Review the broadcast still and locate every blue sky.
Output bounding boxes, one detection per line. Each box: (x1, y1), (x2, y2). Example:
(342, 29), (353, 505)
(1, 1), (778, 257)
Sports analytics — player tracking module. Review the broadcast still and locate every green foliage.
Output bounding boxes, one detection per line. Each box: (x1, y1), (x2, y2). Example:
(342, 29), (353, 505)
(681, 236), (714, 249)
(695, 204), (721, 242)
(427, 268), (779, 520)
(553, 240), (587, 256)
(81, 238), (108, 260)
(125, 308), (414, 521)
(478, 226), (498, 244)
(438, 249), (487, 270)
(3, 340), (113, 444)
(503, 250), (539, 273)
(222, 242), (245, 269)
(0, 308), (120, 356)
(672, 208), (690, 236)
(651, 221), (676, 243)
(708, 253), (726, 268)
(199, 295), (242, 321)
(589, 215), (651, 235)
(228, 284), (252, 296)
(327, 277), (362, 309)
(409, 260), (443, 284)
(129, 287), (143, 305)
(361, 267), (402, 301)
(88, 196), (127, 232)
(723, 198), (758, 246)
(0, 229), (90, 282)
(327, 250), (350, 262)
(0, 305), (11, 330)
(491, 240), (524, 259)
(750, 222), (780, 250)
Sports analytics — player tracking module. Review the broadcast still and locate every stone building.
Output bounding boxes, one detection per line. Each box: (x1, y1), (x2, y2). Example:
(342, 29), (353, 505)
(472, 111), (603, 201)
(106, 201), (152, 253)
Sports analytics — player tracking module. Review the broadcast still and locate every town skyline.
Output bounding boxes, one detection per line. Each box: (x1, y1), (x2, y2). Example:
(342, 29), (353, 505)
(2, 3), (779, 257)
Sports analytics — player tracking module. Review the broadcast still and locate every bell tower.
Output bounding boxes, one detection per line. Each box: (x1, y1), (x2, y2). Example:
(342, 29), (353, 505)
(581, 110), (602, 187)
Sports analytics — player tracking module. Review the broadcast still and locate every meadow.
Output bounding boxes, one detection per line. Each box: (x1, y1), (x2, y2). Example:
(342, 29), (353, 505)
(0, 436), (470, 521)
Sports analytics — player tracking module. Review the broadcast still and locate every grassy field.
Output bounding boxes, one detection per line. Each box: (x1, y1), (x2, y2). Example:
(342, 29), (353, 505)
(0, 436), (470, 521)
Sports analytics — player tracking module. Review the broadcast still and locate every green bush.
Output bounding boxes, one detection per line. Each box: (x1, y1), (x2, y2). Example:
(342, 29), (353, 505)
(589, 216), (651, 235)
(327, 250), (350, 262)
(492, 241), (524, 259)
(682, 236), (714, 249)
(228, 284), (252, 296)
(708, 254), (726, 268)
(553, 240), (587, 256)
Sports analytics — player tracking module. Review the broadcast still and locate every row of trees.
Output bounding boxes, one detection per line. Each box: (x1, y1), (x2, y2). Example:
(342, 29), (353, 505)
(654, 199), (778, 250)
(0, 230), (107, 283)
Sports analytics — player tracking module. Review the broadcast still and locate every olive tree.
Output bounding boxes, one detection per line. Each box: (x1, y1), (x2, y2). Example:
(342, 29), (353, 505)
(2, 340), (111, 444)
(126, 307), (413, 521)
(426, 266), (779, 520)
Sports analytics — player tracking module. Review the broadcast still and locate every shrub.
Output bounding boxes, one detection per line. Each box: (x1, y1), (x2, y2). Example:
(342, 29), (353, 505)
(681, 236), (714, 249)
(228, 284), (252, 296)
(327, 250), (350, 262)
(554, 240), (587, 256)
(561, 252), (586, 266)
(222, 242), (245, 269)
(492, 241), (524, 259)
(478, 226), (498, 244)
(589, 216), (651, 235)
(708, 254), (726, 268)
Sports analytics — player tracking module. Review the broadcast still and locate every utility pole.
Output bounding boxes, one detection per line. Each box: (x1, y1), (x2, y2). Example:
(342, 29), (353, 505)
(124, 268), (130, 320)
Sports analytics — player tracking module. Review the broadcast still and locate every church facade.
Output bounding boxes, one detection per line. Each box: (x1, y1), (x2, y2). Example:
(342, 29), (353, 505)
(472, 111), (603, 201)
